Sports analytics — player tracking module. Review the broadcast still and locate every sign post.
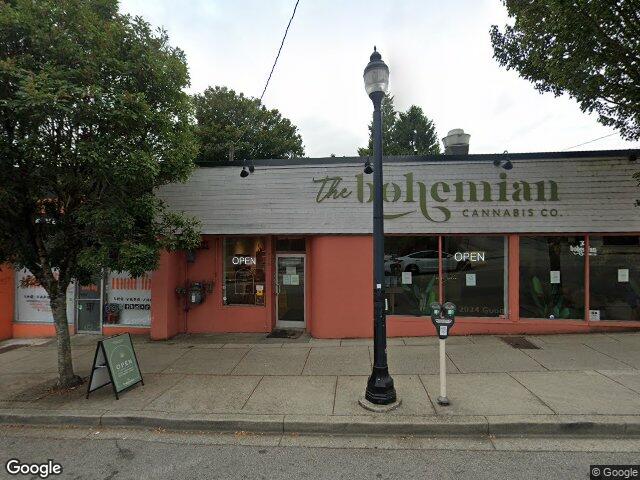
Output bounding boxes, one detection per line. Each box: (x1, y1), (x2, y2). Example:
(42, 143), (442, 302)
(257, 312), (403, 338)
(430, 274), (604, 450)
(430, 301), (456, 406)
(86, 333), (143, 400)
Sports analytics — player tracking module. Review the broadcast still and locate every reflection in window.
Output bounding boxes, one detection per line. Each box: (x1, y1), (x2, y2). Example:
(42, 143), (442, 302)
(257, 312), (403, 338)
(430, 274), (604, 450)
(443, 236), (506, 317)
(589, 236), (640, 321)
(384, 237), (439, 316)
(519, 236), (584, 319)
(223, 237), (266, 305)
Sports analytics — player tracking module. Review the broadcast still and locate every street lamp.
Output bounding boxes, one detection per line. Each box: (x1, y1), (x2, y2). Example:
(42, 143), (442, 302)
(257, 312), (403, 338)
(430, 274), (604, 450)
(361, 47), (398, 407)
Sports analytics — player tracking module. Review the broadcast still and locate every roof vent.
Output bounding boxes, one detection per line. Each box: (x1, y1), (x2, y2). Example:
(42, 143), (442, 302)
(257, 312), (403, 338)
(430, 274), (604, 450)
(443, 129), (470, 155)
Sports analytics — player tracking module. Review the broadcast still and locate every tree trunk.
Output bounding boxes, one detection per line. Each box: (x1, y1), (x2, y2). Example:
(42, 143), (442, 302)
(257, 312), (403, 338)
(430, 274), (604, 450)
(50, 289), (82, 388)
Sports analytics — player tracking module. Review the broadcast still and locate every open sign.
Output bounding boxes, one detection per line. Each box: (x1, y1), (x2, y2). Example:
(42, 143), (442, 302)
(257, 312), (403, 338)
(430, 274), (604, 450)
(232, 256), (256, 265)
(454, 251), (485, 262)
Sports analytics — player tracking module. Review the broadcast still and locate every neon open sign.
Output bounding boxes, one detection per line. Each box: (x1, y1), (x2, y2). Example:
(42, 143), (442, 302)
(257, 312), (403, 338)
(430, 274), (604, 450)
(232, 256), (256, 265)
(454, 251), (485, 262)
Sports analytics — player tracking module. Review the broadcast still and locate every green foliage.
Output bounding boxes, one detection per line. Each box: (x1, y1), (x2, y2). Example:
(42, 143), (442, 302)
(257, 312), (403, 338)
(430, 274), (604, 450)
(402, 276), (437, 316)
(0, 0), (201, 291)
(359, 94), (440, 156)
(529, 276), (573, 319)
(490, 0), (640, 140)
(193, 86), (304, 163)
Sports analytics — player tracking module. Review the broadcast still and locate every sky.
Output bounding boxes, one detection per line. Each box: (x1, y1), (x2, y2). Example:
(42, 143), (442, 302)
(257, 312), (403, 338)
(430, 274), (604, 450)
(119, 0), (639, 158)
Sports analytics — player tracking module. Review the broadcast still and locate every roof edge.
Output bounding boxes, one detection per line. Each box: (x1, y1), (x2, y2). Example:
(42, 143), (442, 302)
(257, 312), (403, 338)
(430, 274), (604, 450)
(195, 149), (640, 168)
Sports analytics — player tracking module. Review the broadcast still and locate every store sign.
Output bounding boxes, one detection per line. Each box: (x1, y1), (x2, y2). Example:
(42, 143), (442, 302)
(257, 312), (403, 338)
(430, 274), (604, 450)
(569, 240), (598, 257)
(159, 156), (639, 234)
(232, 256), (256, 265)
(313, 172), (560, 223)
(87, 333), (143, 399)
(454, 251), (485, 262)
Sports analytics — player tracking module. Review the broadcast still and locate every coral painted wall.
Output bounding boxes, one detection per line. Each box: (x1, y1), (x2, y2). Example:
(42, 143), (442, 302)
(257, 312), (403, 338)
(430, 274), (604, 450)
(0, 265), (15, 340)
(309, 235), (373, 338)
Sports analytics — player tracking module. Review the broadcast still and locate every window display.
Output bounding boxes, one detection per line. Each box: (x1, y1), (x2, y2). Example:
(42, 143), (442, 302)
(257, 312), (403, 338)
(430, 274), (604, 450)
(519, 236), (585, 319)
(589, 236), (640, 321)
(384, 236), (440, 316)
(223, 237), (266, 305)
(442, 236), (506, 317)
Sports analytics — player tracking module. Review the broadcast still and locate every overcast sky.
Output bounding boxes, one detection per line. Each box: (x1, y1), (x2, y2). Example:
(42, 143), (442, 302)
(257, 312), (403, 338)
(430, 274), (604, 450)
(120, 0), (639, 158)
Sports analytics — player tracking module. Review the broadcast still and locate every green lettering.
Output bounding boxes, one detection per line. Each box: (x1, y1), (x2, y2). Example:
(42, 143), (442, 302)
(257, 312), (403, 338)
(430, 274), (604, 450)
(431, 181), (450, 202)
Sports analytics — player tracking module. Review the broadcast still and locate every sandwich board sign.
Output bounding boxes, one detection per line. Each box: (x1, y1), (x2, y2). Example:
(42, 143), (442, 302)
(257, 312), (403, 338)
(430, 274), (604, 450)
(86, 333), (143, 399)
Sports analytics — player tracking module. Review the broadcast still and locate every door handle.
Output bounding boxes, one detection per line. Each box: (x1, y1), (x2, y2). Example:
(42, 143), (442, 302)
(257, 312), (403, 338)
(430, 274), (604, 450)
(275, 283), (280, 294)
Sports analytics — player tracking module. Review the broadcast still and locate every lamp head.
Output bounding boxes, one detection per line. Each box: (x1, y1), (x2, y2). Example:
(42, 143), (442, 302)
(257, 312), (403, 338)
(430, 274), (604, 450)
(363, 46), (389, 96)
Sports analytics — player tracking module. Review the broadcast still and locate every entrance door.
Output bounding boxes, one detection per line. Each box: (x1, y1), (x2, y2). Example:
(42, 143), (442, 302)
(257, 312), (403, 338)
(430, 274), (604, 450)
(276, 254), (305, 328)
(76, 277), (102, 333)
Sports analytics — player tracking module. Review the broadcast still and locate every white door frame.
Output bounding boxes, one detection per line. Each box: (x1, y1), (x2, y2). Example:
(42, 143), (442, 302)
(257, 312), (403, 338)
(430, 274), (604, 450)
(275, 253), (306, 329)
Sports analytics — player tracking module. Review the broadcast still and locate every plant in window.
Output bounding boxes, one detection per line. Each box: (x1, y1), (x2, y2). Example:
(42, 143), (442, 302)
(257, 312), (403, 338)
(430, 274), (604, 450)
(530, 276), (574, 319)
(402, 276), (437, 316)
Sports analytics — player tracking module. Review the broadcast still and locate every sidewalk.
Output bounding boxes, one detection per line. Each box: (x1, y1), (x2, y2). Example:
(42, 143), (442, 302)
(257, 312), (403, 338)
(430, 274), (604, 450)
(1, 332), (640, 436)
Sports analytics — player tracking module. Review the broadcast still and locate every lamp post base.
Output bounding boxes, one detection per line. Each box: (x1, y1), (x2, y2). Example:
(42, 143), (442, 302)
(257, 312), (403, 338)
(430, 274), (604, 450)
(365, 366), (397, 405)
(358, 395), (402, 413)
(437, 396), (450, 406)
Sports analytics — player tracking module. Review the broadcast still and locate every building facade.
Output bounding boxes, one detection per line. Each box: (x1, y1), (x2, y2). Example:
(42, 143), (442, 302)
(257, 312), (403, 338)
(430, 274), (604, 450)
(1, 149), (639, 340)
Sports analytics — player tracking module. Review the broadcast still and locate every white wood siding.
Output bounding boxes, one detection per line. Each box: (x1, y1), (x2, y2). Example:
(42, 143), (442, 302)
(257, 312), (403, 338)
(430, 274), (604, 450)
(158, 156), (640, 234)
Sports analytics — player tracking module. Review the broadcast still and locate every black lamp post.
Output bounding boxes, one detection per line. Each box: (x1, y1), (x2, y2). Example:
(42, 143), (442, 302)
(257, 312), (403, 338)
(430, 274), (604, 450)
(363, 47), (397, 406)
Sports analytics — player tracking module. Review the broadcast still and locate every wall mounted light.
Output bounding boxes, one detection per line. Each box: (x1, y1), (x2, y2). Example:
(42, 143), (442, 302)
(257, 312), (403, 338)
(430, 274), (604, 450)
(240, 159), (255, 178)
(493, 150), (513, 170)
(364, 159), (373, 174)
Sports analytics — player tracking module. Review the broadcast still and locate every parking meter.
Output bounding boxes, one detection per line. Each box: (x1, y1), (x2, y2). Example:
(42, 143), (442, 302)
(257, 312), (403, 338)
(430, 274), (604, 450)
(429, 301), (457, 406)
(430, 302), (455, 339)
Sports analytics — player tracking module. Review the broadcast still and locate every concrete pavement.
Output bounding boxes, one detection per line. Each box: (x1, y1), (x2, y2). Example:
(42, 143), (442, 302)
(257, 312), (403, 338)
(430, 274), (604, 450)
(4, 425), (640, 480)
(2, 332), (640, 436)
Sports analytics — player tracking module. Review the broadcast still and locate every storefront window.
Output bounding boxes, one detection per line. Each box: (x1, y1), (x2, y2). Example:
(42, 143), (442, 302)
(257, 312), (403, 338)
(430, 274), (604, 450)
(105, 272), (152, 326)
(384, 236), (439, 316)
(224, 237), (266, 306)
(519, 236), (584, 319)
(589, 236), (640, 321)
(443, 236), (506, 317)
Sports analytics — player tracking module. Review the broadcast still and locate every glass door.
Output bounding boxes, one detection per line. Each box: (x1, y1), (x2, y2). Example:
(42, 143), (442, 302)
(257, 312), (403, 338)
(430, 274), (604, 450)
(76, 276), (103, 333)
(276, 254), (305, 328)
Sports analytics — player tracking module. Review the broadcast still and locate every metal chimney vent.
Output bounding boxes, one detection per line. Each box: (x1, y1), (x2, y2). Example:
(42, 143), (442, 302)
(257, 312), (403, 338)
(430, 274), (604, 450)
(443, 129), (470, 155)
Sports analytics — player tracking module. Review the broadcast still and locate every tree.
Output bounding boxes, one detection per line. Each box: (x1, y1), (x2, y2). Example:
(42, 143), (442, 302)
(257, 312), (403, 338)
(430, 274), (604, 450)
(358, 94), (398, 156)
(358, 95), (440, 156)
(490, 0), (640, 141)
(392, 105), (441, 155)
(0, 0), (201, 388)
(193, 86), (304, 163)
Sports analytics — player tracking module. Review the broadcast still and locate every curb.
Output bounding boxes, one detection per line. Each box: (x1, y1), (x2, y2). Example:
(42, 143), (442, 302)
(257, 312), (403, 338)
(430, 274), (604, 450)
(1, 409), (640, 437)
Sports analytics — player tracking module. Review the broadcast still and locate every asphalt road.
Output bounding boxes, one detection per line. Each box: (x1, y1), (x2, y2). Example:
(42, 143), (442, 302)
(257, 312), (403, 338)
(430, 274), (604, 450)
(1, 426), (639, 480)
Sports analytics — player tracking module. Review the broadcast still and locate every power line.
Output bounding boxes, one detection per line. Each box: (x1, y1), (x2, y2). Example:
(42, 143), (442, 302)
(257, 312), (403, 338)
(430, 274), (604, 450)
(564, 132), (618, 150)
(259, 0), (301, 102)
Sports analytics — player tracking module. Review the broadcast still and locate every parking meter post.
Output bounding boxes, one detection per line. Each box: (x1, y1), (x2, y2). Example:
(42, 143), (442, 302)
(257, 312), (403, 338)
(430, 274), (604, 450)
(437, 338), (449, 406)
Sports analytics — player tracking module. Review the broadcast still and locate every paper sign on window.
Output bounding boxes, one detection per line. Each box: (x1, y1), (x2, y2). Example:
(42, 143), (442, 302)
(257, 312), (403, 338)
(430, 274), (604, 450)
(401, 271), (412, 285)
(589, 310), (600, 321)
(465, 273), (476, 287)
(282, 275), (291, 285)
(618, 269), (629, 283)
(550, 271), (560, 284)
(286, 266), (296, 275)
(290, 274), (300, 285)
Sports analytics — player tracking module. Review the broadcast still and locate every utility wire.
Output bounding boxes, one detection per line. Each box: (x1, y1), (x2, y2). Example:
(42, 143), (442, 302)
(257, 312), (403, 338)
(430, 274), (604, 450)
(259, 0), (301, 102)
(564, 132), (618, 150)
